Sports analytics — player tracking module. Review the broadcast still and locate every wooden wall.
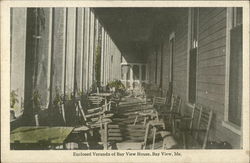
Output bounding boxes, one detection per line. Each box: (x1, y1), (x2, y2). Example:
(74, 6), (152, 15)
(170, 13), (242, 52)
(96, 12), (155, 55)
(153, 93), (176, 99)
(161, 38), (171, 95)
(197, 8), (241, 148)
(172, 13), (189, 105)
(146, 8), (241, 148)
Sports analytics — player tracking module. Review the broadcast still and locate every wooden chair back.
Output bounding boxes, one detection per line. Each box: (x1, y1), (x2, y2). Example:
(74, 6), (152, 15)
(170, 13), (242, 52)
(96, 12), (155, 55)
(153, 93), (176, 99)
(189, 104), (201, 131)
(77, 100), (87, 122)
(196, 106), (213, 149)
(168, 95), (182, 133)
(77, 100), (103, 121)
(106, 124), (149, 150)
(153, 96), (167, 106)
(170, 95), (182, 113)
(186, 104), (213, 149)
(88, 95), (104, 107)
(152, 96), (167, 112)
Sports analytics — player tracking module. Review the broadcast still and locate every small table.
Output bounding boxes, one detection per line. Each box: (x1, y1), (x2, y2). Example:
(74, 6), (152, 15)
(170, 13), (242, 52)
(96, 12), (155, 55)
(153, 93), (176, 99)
(10, 126), (74, 149)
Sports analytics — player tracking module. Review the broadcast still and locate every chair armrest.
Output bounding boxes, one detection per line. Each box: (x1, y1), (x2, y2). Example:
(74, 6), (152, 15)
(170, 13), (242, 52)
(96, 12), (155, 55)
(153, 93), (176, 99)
(85, 111), (104, 118)
(87, 107), (102, 113)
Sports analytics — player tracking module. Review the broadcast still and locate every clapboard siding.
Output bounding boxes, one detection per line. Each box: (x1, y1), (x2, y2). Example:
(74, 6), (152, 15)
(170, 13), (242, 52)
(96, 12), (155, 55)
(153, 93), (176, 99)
(197, 82), (225, 95)
(199, 8), (226, 31)
(198, 65), (225, 76)
(197, 89), (224, 103)
(199, 28), (226, 47)
(172, 13), (188, 103)
(146, 8), (240, 148)
(199, 7), (219, 20)
(162, 39), (170, 94)
(198, 55), (225, 68)
(197, 8), (241, 148)
(199, 47), (226, 60)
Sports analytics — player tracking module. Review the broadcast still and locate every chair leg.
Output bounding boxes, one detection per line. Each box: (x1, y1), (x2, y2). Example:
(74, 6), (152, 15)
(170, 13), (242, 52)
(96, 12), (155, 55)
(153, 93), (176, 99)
(143, 123), (150, 150)
(84, 132), (89, 149)
(103, 123), (108, 150)
(152, 127), (156, 149)
(182, 132), (187, 149)
(172, 118), (176, 135)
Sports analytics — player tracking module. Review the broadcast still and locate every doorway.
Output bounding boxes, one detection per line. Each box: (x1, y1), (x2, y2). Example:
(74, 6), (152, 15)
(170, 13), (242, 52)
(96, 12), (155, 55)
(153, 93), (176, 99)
(169, 32), (175, 96)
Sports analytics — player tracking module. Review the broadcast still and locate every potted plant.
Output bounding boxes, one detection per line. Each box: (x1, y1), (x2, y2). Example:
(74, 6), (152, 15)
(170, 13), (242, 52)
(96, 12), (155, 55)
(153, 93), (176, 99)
(107, 79), (126, 100)
(32, 90), (41, 113)
(10, 90), (19, 120)
(50, 88), (65, 125)
(31, 90), (41, 125)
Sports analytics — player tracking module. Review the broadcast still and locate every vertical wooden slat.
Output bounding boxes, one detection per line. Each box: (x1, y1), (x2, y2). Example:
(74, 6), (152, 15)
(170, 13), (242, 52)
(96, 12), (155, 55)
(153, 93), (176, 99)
(88, 10), (94, 88)
(84, 8), (90, 90)
(63, 8), (68, 98)
(10, 8), (27, 112)
(73, 8), (78, 95)
(104, 32), (107, 85)
(48, 8), (54, 107)
(79, 8), (84, 91)
(81, 8), (85, 91)
(100, 27), (104, 85)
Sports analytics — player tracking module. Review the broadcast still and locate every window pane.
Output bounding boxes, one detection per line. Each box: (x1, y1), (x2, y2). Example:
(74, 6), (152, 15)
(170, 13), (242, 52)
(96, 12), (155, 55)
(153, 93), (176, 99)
(133, 65), (139, 80)
(191, 8), (198, 49)
(228, 25), (242, 126)
(127, 65), (131, 80)
(141, 65), (146, 80)
(188, 48), (197, 104)
(236, 8), (242, 26)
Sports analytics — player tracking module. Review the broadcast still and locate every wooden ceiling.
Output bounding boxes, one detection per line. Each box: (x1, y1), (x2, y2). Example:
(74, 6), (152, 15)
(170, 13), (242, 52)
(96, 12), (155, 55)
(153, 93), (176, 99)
(93, 8), (187, 54)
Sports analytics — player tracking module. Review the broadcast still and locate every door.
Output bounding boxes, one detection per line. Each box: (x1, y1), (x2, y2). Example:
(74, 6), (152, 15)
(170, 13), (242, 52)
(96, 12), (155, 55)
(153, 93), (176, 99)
(169, 34), (175, 96)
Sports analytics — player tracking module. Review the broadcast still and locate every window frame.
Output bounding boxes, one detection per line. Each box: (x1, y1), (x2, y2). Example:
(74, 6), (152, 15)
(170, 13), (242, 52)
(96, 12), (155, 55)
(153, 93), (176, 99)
(187, 8), (199, 104)
(222, 7), (242, 136)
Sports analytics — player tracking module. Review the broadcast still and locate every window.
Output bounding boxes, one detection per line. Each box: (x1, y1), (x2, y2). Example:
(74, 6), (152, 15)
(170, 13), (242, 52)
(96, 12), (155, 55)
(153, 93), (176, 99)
(223, 7), (242, 133)
(188, 8), (199, 104)
(126, 65), (131, 80)
(133, 65), (139, 80)
(169, 32), (175, 97)
(141, 65), (146, 81)
(121, 64), (130, 80)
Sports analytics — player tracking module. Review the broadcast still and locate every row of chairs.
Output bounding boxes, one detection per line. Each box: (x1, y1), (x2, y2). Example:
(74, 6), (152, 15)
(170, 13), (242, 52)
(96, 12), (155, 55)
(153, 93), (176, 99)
(60, 93), (213, 150)
(174, 104), (213, 149)
(123, 94), (213, 149)
(103, 95), (181, 150)
(149, 95), (213, 149)
(34, 93), (117, 149)
(71, 94), (117, 149)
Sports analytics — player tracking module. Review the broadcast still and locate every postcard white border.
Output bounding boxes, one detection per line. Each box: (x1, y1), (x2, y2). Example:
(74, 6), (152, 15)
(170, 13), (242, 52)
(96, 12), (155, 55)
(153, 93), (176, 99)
(1, 1), (249, 163)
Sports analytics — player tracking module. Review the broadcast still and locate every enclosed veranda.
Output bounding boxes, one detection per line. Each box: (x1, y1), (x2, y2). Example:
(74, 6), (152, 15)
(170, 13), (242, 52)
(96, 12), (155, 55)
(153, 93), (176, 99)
(10, 7), (243, 150)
